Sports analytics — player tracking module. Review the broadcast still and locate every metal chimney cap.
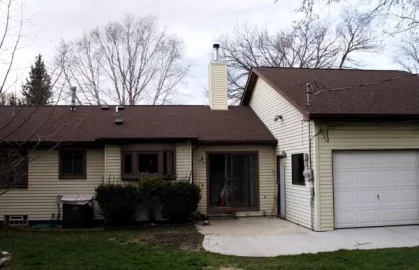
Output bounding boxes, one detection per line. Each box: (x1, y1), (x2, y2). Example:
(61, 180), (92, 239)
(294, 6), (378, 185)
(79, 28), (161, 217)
(70, 86), (77, 91)
(213, 44), (220, 49)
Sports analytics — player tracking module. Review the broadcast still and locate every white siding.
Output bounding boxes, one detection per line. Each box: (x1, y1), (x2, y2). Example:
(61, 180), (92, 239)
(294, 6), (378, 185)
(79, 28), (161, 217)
(317, 123), (419, 231)
(209, 62), (228, 110)
(104, 144), (121, 182)
(176, 143), (191, 180)
(193, 145), (276, 217)
(0, 149), (105, 221)
(249, 78), (317, 229)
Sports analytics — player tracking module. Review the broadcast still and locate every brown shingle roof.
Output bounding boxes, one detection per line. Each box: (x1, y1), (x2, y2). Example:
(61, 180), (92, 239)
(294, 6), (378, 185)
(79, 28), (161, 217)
(0, 105), (276, 144)
(242, 67), (419, 120)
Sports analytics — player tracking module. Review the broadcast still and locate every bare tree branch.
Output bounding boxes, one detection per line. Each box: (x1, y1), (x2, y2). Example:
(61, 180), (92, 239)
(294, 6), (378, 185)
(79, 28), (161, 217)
(394, 32), (419, 73)
(221, 13), (380, 103)
(56, 15), (190, 105)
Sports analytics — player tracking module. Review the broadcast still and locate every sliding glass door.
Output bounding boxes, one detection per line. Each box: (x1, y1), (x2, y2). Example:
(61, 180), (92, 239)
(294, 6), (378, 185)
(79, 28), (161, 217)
(208, 152), (258, 212)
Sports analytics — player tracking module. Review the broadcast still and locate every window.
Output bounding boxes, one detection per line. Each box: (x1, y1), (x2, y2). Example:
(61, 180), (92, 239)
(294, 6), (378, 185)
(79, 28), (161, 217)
(138, 153), (159, 174)
(122, 151), (175, 179)
(59, 150), (86, 179)
(292, 154), (305, 186)
(0, 152), (28, 189)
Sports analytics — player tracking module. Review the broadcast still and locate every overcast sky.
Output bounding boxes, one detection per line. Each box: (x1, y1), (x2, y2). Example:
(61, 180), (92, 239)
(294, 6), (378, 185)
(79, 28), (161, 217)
(8, 0), (401, 104)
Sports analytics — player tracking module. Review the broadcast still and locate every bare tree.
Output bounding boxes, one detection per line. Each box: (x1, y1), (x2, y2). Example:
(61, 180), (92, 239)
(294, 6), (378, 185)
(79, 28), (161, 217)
(57, 15), (190, 105)
(337, 8), (380, 69)
(292, 0), (419, 34)
(221, 11), (379, 102)
(0, 0), (24, 95)
(0, 0), (76, 196)
(394, 32), (419, 73)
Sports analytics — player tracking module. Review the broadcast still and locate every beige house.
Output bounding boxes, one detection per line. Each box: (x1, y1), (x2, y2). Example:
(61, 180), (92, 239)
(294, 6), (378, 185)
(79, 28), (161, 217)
(0, 47), (278, 225)
(2, 46), (419, 231)
(242, 67), (419, 231)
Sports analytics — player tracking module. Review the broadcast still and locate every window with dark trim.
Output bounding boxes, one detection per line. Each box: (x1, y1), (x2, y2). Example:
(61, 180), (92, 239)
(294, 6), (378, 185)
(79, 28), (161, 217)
(0, 151), (28, 189)
(59, 150), (86, 179)
(292, 153), (305, 186)
(122, 151), (175, 179)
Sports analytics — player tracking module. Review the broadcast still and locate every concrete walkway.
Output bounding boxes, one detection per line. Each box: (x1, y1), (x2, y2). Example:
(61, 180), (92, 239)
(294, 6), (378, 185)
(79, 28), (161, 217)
(197, 217), (419, 257)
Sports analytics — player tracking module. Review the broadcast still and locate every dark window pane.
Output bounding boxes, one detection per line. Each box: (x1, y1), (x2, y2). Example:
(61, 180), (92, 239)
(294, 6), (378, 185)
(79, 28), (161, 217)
(292, 154), (305, 186)
(62, 154), (73, 174)
(0, 152), (28, 188)
(72, 153), (84, 174)
(124, 153), (132, 174)
(163, 152), (173, 175)
(138, 153), (159, 174)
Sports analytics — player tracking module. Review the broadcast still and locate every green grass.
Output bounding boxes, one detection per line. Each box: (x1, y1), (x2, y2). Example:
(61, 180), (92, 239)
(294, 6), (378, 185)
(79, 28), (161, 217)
(1, 227), (419, 270)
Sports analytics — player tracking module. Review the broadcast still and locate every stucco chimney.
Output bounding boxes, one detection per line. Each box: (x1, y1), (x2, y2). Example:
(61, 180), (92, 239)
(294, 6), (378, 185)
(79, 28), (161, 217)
(209, 44), (228, 111)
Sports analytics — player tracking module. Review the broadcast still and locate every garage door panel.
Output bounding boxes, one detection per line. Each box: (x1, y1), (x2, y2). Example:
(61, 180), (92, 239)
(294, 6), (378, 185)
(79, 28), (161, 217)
(397, 152), (417, 165)
(335, 210), (356, 227)
(334, 171), (354, 187)
(334, 151), (419, 228)
(335, 191), (354, 206)
(357, 190), (378, 204)
(358, 209), (377, 224)
(398, 170), (417, 184)
(354, 152), (375, 168)
(379, 209), (399, 222)
(377, 154), (397, 166)
(355, 171), (376, 185)
(378, 190), (398, 203)
(401, 189), (418, 203)
(377, 171), (397, 184)
(402, 208), (419, 221)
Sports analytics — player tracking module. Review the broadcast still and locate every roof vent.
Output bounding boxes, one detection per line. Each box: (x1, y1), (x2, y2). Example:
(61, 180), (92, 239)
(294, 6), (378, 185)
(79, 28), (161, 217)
(115, 106), (123, 124)
(101, 105), (110, 110)
(70, 86), (77, 111)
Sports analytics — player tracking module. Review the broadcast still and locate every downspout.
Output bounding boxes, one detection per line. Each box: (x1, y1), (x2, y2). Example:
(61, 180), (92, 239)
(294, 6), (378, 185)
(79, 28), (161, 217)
(308, 121), (315, 231)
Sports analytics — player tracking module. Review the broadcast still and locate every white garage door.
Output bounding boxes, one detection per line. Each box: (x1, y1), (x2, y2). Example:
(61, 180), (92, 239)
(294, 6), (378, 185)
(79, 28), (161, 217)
(333, 151), (419, 228)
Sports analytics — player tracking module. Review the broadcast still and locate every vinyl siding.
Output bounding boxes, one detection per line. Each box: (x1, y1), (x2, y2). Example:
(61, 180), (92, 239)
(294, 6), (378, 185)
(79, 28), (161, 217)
(193, 145), (276, 217)
(209, 62), (228, 110)
(103, 144), (192, 221)
(176, 143), (191, 180)
(0, 149), (105, 221)
(317, 123), (419, 231)
(249, 77), (317, 229)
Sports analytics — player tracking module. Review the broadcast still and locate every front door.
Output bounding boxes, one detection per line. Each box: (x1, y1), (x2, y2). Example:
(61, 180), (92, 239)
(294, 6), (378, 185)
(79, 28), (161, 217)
(208, 152), (258, 212)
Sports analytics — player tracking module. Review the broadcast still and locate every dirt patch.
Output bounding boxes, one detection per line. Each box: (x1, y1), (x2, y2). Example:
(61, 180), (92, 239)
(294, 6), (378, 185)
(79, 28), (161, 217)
(127, 226), (204, 251)
(204, 266), (243, 270)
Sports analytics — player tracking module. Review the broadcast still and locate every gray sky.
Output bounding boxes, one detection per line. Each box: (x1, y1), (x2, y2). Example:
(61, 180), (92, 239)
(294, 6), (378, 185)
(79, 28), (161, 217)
(8, 0), (401, 104)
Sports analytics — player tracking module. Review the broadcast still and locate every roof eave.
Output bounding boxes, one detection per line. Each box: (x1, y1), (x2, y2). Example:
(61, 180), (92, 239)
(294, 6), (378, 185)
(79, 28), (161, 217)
(196, 139), (278, 146)
(309, 113), (419, 122)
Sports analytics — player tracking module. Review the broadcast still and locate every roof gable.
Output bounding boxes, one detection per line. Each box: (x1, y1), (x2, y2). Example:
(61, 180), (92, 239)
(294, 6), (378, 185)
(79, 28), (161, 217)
(242, 67), (419, 120)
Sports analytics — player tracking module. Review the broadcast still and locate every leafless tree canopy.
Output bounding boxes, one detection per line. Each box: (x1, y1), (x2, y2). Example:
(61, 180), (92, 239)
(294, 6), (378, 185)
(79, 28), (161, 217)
(221, 8), (379, 102)
(294, 0), (419, 34)
(57, 15), (190, 105)
(394, 32), (419, 73)
(0, 0), (23, 95)
(0, 0), (76, 195)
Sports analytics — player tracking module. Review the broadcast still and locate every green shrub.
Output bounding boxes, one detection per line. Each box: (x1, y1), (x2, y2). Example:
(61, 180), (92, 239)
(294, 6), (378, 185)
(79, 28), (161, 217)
(138, 178), (163, 222)
(160, 181), (201, 223)
(95, 184), (139, 227)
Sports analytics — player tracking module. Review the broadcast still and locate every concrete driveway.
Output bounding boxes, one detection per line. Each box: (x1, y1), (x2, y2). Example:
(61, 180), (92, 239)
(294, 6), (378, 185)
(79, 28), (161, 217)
(197, 217), (419, 257)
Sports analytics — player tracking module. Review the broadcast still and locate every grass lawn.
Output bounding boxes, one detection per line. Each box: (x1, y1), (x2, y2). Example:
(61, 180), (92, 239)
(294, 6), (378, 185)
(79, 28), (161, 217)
(1, 226), (419, 270)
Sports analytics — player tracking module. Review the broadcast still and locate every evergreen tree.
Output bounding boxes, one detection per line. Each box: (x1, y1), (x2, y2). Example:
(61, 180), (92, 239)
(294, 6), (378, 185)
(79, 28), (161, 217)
(21, 54), (52, 106)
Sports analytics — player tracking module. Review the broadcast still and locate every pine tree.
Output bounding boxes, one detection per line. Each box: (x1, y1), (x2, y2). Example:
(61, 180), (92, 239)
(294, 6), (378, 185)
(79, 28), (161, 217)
(21, 54), (52, 106)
